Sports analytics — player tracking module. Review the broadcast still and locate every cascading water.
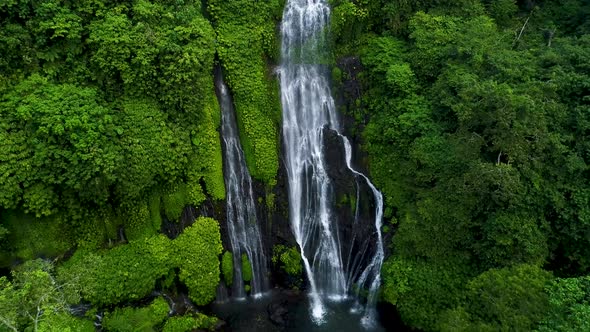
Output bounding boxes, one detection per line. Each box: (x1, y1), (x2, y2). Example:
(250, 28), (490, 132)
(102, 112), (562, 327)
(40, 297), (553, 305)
(216, 72), (269, 299)
(279, 0), (384, 327)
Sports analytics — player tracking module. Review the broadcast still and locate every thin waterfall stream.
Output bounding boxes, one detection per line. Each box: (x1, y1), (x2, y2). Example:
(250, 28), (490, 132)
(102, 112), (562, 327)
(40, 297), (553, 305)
(279, 0), (385, 328)
(216, 71), (269, 300)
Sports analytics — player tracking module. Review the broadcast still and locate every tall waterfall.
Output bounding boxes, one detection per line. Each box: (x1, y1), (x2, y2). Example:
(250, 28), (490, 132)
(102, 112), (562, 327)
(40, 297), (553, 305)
(216, 73), (269, 299)
(279, 0), (384, 327)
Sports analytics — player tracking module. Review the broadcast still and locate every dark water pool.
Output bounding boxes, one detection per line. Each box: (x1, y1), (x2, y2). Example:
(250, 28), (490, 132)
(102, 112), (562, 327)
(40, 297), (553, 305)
(210, 290), (409, 332)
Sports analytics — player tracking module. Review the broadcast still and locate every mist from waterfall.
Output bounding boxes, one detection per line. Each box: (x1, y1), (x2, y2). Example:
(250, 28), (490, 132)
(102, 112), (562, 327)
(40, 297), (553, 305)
(279, 0), (385, 327)
(216, 72), (269, 299)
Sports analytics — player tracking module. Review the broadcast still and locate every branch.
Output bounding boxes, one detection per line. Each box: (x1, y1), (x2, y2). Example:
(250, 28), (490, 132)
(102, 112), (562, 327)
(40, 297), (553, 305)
(0, 316), (18, 332)
(513, 13), (532, 48)
(547, 29), (556, 47)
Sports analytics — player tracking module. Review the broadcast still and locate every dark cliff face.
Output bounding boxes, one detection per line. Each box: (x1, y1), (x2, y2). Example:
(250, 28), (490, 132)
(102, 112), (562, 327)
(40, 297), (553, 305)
(322, 127), (382, 277)
(332, 55), (394, 258)
(250, 148), (298, 289)
(161, 191), (225, 241)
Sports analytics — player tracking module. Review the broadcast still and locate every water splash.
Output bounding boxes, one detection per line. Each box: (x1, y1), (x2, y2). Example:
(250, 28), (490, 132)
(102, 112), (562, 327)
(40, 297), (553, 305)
(216, 72), (269, 299)
(279, 0), (384, 327)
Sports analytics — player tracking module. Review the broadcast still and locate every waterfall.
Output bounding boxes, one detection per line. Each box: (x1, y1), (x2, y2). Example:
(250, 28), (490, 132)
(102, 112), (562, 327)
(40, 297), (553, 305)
(279, 0), (384, 327)
(216, 72), (269, 299)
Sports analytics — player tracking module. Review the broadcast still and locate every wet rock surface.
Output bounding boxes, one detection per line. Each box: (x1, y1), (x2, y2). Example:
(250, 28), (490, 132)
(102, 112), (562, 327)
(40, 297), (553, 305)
(322, 127), (381, 276)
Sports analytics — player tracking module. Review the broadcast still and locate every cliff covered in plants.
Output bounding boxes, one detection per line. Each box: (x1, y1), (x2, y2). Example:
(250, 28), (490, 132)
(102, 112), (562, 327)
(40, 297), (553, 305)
(1, 0), (589, 331)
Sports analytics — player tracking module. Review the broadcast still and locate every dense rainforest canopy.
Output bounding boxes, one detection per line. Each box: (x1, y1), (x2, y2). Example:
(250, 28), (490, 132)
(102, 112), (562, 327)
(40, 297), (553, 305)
(0, 0), (589, 331)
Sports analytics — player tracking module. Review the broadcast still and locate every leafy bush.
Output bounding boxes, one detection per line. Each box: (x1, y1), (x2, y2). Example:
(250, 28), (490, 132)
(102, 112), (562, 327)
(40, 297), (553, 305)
(162, 314), (218, 332)
(0, 211), (74, 262)
(0, 259), (84, 332)
(162, 184), (190, 222)
(221, 251), (233, 286)
(207, 0), (282, 185)
(102, 297), (169, 332)
(58, 217), (222, 306)
(58, 236), (171, 306)
(272, 245), (302, 276)
(174, 218), (223, 305)
(538, 276), (590, 332)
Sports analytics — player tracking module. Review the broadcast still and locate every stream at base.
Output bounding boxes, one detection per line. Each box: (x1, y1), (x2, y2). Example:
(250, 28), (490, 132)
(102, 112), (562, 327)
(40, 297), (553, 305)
(211, 290), (409, 332)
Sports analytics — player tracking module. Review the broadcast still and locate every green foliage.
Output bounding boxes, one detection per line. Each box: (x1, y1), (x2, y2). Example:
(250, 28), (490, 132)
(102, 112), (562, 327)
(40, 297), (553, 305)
(162, 314), (218, 332)
(162, 184), (190, 222)
(460, 264), (552, 330)
(189, 92), (226, 203)
(356, 2), (590, 330)
(0, 0), (225, 239)
(241, 253), (253, 283)
(330, 0), (371, 56)
(221, 251), (233, 286)
(2, 0), (589, 331)
(478, 212), (549, 268)
(149, 192), (163, 232)
(58, 217), (222, 307)
(208, 0), (281, 185)
(272, 245), (302, 276)
(173, 217), (223, 305)
(122, 199), (156, 241)
(38, 312), (95, 332)
(538, 276), (590, 331)
(266, 193), (276, 211)
(0, 211), (74, 262)
(58, 236), (171, 306)
(486, 0), (518, 27)
(0, 75), (119, 216)
(102, 297), (169, 332)
(114, 98), (193, 202)
(382, 256), (471, 330)
(0, 259), (83, 332)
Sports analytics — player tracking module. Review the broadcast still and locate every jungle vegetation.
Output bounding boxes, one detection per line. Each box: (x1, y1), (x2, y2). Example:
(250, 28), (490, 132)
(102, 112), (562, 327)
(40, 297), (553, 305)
(0, 0), (589, 331)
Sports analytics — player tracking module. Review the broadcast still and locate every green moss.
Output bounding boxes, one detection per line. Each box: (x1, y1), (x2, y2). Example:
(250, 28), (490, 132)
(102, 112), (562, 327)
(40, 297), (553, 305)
(102, 297), (169, 332)
(221, 251), (233, 286)
(186, 177), (206, 209)
(332, 66), (343, 83)
(241, 253), (253, 282)
(266, 192), (275, 211)
(336, 194), (356, 213)
(160, 268), (176, 290)
(208, 0), (282, 185)
(281, 247), (302, 276)
(38, 312), (95, 332)
(174, 217), (223, 305)
(0, 211), (74, 263)
(122, 199), (157, 241)
(349, 193), (357, 212)
(188, 90), (226, 203)
(272, 245), (302, 276)
(149, 192), (162, 231)
(162, 184), (190, 221)
(71, 215), (107, 250)
(162, 314), (218, 332)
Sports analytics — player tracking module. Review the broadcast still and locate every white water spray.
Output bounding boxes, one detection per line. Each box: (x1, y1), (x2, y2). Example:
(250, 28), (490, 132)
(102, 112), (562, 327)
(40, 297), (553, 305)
(279, 0), (384, 327)
(217, 73), (269, 299)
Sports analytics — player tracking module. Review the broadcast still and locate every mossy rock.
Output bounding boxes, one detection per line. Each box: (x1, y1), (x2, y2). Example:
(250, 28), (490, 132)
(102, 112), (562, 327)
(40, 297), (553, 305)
(221, 251), (233, 286)
(162, 184), (190, 221)
(273, 245), (302, 276)
(241, 253), (253, 282)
